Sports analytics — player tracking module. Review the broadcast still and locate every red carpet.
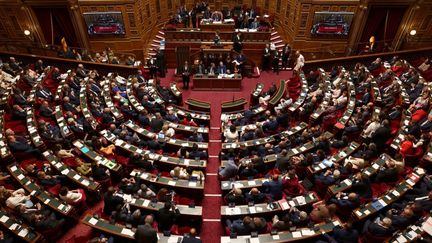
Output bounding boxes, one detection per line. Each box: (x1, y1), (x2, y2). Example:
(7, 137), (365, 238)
(158, 69), (293, 242)
(59, 69), (293, 243)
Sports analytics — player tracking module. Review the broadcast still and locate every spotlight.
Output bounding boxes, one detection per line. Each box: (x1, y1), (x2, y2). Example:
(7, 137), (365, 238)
(24, 30), (31, 36)
(410, 30), (417, 36)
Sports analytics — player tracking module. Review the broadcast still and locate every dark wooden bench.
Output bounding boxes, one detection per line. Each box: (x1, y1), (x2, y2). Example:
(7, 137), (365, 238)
(221, 98), (247, 113)
(268, 80), (286, 107)
(185, 98), (211, 112)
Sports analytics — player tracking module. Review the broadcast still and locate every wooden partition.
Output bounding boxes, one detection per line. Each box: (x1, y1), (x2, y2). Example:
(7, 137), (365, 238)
(0, 51), (139, 77)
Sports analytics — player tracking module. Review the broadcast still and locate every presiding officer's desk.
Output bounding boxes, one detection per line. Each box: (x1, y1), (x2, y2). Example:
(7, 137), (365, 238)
(193, 74), (242, 91)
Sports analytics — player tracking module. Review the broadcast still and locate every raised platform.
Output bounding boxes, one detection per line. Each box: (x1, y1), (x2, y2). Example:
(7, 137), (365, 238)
(192, 74), (242, 91)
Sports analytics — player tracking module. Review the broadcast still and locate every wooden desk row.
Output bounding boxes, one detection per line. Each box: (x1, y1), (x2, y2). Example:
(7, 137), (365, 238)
(390, 111), (411, 152)
(82, 215), (188, 242)
(114, 192), (202, 216)
(167, 105), (210, 122)
(54, 105), (73, 138)
(310, 69), (332, 121)
(192, 74), (243, 91)
(221, 106), (266, 126)
(101, 80), (123, 121)
(0, 211), (41, 243)
(220, 131), (334, 167)
(124, 120), (208, 150)
(72, 140), (122, 171)
(221, 192), (318, 217)
(0, 110), (12, 160)
(126, 79), (208, 134)
(327, 153), (391, 196)
(130, 169), (204, 191)
(8, 165), (73, 216)
(42, 150), (100, 192)
(0, 86), (11, 108)
(220, 219), (342, 243)
(307, 142), (360, 175)
(222, 122), (308, 150)
(100, 129), (206, 168)
(25, 108), (44, 149)
(79, 81), (99, 130)
(390, 216), (431, 243)
(352, 167), (426, 221)
(335, 80), (356, 129)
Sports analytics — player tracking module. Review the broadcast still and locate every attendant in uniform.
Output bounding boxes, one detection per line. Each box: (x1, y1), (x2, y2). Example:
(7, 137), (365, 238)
(294, 50), (305, 72)
(147, 57), (158, 78)
(273, 50), (280, 74)
(262, 44), (271, 71)
(282, 44), (291, 69)
(181, 61), (191, 89)
(235, 53), (246, 75)
(233, 32), (243, 53)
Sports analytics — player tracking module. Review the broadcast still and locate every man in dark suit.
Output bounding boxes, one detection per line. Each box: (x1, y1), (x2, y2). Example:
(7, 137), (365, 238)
(103, 187), (124, 215)
(150, 112), (164, 132)
(181, 61), (191, 89)
(148, 57), (158, 78)
(364, 217), (395, 237)
(217, 61), (227, 75)
(275, 149), (290, 172)
(350, 173), (372, 198)
(227, 216), (254, 235)
(76, 64), (88, 78)
(181, 228), (202, 243)
(39, 101), (55, 118)
(36, 84), (53, 101)
(262, 44), (271, 71)
(135, 215), (158, 243)
(371, 120), (391, 150)
(281, 44), (291, 68)
(272, 50), (280, 74)
(375, 160), (398, 183)
(195, 60), (206, 75)
(323, 223), (358, 243)
(157, 202), (180, 232)
(262, 175), (283, 200)
(233, 32), (243, 53)
(12, 104), (26, 120)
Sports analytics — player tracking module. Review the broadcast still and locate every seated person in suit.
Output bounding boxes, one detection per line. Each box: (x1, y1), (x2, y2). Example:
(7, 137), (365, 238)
(329, 192), (360, 209)
(364, 217), (395, 237)
(218, 159), (239, 180)
(158, 202), (180, 232)
(12, 104), (26, 120)
(119, 177), (140, 194)
(39, 101), (55, 118)
(226, 216), (254, 235)
(245, 188), (266, 204)
(36, 84), (53, 101)
(262, 175), (283, 200)
(135, 215), (158, 243)
(19, 204), (65, 230)
(310, 203), (336, 223)
(322, 222), (359, 243)
(315, 169), (340, 186)
(217, 61), (227, 75)
(375, 160), (398, 183)
(7, 135), (42, 157)
(181, 228), (202, 243)
(137, 184), (156, 199)
(225, 188), (245, 205)
(103, 187), (124, 215)
(0, 187), (34, 210)
(386, 207), (414, 229)
(350, 173), (372, 199)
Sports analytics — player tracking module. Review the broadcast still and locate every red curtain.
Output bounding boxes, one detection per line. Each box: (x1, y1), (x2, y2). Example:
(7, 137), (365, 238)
(359, 6), (407, 52)
(33, 7), (79, 47)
